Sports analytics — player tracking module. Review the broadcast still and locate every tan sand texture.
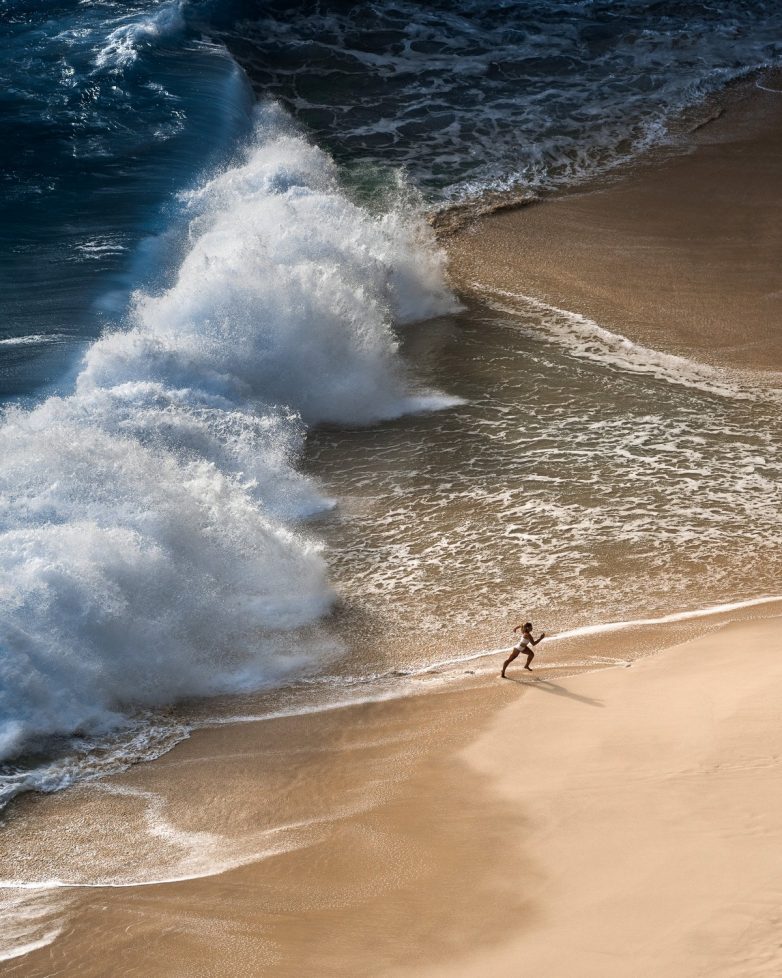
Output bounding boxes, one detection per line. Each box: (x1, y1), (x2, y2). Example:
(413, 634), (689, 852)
(3, 610), (781, 978)
(446, 76), (782, 373)
(402, 615), (782, 978)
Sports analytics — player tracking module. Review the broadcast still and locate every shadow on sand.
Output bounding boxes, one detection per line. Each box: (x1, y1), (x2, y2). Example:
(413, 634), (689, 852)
(504, 674), (604, 708)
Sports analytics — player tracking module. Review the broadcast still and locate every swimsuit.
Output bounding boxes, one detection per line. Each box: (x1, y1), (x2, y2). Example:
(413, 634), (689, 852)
(513, 635), (531, 653)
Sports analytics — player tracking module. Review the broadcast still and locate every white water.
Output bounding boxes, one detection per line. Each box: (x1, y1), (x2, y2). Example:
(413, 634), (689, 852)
(0, 334), (68, 348)
(95, 0), (187, 69)
(0, 103), (458, 766)
(477, 286), (762, 400)
(0, 889), (69, 963)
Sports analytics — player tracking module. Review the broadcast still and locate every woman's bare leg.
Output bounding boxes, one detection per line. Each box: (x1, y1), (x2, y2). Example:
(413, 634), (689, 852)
(524, 650), (535, 670)
(501, 648), (520, 677)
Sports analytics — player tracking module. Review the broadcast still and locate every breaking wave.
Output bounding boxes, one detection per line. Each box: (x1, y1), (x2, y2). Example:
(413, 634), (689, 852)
(0, 103), (458, 768)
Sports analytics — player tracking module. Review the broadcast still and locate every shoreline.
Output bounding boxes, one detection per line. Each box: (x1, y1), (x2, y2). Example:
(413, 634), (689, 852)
(3, 592), (780, 820)
(3, 603), (781, 976)
(445, 70), (782, 375)
(3, 70), (782, 976)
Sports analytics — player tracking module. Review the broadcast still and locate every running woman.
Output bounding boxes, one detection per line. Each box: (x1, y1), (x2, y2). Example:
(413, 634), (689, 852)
(501, 621), (546, 677)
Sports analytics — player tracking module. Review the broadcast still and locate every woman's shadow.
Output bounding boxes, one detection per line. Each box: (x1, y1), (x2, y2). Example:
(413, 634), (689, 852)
(505, 675), (604, 707)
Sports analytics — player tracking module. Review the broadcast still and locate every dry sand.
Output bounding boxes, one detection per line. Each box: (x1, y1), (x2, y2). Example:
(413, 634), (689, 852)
(406, 614), (782, 978)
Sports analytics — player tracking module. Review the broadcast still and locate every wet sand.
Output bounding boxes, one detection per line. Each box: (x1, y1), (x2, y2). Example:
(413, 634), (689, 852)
(4, 80), (782, 978)
(4, 608), (781, 977)
(446, 76), (782, 373)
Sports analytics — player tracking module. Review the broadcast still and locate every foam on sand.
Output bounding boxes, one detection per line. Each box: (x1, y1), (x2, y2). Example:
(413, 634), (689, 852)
(477, 286), (762, 400)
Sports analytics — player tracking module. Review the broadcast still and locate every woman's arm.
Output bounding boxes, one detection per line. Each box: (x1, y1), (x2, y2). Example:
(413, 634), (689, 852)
(532, 632), (546, 646)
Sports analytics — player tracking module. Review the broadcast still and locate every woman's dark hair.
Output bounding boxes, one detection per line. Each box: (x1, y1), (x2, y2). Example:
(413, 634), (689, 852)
(524, 621), (533, 631)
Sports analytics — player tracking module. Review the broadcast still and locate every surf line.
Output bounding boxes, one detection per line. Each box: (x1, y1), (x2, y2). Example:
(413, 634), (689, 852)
(0, 835), (294, 892)
(471, 282), (755, 401)
(192, 594), (782, 715)
(120, 594), (782, 726)
(426, 594), (782, 672)
(0, 931), (65, 965)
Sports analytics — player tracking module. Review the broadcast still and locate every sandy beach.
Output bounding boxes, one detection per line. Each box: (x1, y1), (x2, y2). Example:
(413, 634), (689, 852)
(3, 75), (782, 978)
(4, 608), (781, 977)
(417, 614), (782, 978)
(447, 74), (782, 374)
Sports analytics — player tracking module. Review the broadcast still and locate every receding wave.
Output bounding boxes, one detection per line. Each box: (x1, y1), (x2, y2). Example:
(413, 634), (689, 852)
(476, 286), (763, 401)
(0, 103), (458, 771)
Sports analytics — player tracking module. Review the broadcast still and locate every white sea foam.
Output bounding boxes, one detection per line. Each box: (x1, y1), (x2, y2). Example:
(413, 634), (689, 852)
(95, 1), (187, 69)
(0, 890), (69, 963)
(0, 716), (190, 811)
(477, 286), (756, 400)
(0, 104), (458, 765)
(74, 238), (128, 259)
(0, 775), (395, 890)
(0, 334), (67, 348)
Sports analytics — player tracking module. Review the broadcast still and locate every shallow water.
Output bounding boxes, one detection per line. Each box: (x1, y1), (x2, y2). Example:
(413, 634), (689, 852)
(305, 298), (782, 673)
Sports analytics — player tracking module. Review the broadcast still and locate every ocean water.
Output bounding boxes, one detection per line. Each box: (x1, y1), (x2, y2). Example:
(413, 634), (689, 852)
(216, 0), (782, 199)
(305, 298), (782, 679)
(1, 0), (781, 841)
